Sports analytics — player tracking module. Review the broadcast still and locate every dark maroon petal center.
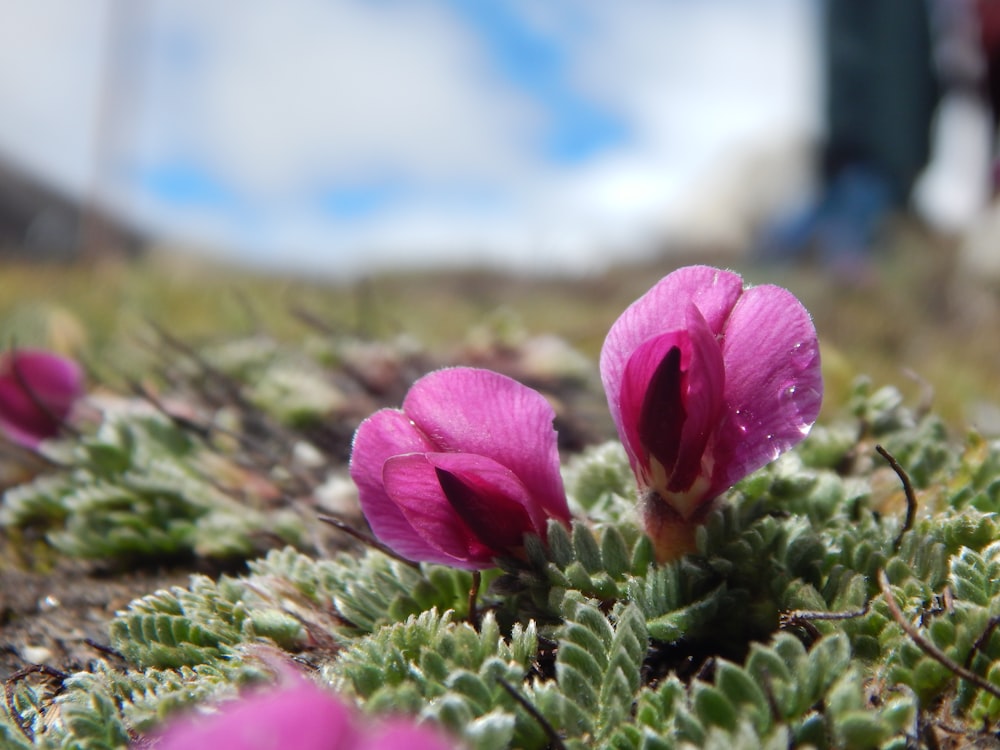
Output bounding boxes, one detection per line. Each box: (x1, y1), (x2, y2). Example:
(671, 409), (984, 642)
(637, 345), (685, 479)
(0, 381), (61, 437)
(434, 466), (537, 554)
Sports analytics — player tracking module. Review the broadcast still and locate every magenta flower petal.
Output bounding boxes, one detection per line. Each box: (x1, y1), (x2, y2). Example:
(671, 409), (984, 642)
(366, 721), (456, 750)
(619, 306), (726, 517)
(142, 679), (458, 750)
(402, 367), (569, 523)
(600, 265), (821, 558)
(709, 283), (823, 495)
(617, 329), (687, 479)
(0, 349), (83, 448)
(601, 266), (743, 430)
(664, 307), (727, 495)
(415, 451), (544, 558)
(149, 680), (359, 750)
(427, 451), (547, 537)
(350, 367), (570, 569)
(350, 409), (457, 565)
(382, 452), (544, 568)
(381, 453), (494, 566)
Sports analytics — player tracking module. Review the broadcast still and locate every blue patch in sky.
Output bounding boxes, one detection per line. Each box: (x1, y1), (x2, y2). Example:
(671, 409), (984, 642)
(320, 180), (404, 220)
(443, 1), (628, 164)
(137, 162), (241, 209)
(138, 2), (628, 225)
(318, 178), (506, 222)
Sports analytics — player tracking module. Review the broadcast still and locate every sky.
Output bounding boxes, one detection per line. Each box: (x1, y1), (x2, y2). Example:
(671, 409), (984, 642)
(0, 0), (820, 277)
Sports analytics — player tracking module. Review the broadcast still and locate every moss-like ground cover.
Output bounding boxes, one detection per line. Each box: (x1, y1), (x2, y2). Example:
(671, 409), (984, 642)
(1, 239), (999, 749)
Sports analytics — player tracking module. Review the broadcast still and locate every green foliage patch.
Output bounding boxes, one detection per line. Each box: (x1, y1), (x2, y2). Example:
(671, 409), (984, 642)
(6, 377), (1000, 748)
(0, 414), (306, 563)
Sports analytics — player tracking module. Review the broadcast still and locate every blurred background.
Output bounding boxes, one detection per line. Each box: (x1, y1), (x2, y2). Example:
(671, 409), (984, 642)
(0, 0), (823, 275)
(2, 0), (998, 277)
(0, 0), (999, 426)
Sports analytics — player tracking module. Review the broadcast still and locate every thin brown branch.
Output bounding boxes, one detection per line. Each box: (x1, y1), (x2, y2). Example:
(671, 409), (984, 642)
(782, 600), (871, 625)
(316, 513), (420, 568)
(878, 569), (1000, 701)
(779, 614), (822, 643)
(288, 304), (343, 337)
(757, 666), (782, 725)
(126, 379), (213, 440)
(84, 638), (126, 661)
(4, 664), (69, 742)
(780, 601), (871, 645)
(964, 614), (1000, 671)
(694, 656), (716, 683)
(144, 319), (249, 408)
(875, 444), (917, 551)
(497, 677), (567, 750)
(134, 375), (323, 501)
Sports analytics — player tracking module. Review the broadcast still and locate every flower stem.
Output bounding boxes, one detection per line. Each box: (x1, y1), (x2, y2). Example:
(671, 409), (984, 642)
(640, 491), (710, 562)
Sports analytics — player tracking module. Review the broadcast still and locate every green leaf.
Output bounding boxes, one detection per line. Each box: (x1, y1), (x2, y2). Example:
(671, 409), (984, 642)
(715, 661), (770, 733)
(693, 684), (738, 733)
(572, 522), (604, 573)
(463, 709), (516, 750)
(834, 711), (889, 750)
(600, 526), (632, 580)
(56, 684), (132, 750)
(645, 585), (726, 643)
(547, 521), (574, 567)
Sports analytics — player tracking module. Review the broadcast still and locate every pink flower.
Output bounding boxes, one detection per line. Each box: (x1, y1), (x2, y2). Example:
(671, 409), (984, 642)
(143, 679), (455, 750)
(600, 266), (822, 559)
(0, 349), (83, 448)
(349, 367), (570, 569)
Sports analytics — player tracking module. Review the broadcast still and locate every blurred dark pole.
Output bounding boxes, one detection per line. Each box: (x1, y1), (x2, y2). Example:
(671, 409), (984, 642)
(78, 0), (141, 266)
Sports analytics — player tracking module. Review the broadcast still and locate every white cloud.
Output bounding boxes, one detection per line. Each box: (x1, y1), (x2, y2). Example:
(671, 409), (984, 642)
(493, 0), (822, 268)
(0, 0), (109, 191)
(0, 0), (820, 275)
(564, 0), (819, 196)
(132, 0), (542, 197)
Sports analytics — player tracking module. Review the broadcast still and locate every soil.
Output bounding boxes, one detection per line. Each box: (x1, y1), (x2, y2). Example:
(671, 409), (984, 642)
(0, 561), (193, 681)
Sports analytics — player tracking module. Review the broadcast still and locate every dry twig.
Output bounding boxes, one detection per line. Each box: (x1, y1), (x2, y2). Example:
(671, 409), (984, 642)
(875, 444), (917, 551)
(878, 569), (1000, 701)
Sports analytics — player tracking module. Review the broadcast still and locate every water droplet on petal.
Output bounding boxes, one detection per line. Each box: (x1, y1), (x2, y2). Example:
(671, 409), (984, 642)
(732, 407), (753, 434)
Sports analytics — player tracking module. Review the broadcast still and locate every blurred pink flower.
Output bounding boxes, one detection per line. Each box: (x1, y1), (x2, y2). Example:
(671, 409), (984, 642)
(350, 367), (570, 569)
(600, 266), (822, 560)
(144, 679), (455, 750)
(0, 348), (83, 448)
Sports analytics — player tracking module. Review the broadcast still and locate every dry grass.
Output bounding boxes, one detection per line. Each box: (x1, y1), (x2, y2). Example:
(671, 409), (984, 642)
(1, 222), (997, 429)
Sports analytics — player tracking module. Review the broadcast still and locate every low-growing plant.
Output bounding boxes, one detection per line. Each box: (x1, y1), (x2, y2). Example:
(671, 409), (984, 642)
(4, 267), (1000, 749)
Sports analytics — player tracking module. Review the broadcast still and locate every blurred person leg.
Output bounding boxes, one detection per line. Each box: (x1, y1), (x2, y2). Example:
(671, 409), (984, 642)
(759, 0), (940, 277)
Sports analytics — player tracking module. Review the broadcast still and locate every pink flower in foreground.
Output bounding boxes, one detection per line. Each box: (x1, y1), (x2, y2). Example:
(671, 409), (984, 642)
(600, 266), (822, 560)
(0, 349), (83, 448)
(143, 679), (455, 750)
(350, 367), (570, 569)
